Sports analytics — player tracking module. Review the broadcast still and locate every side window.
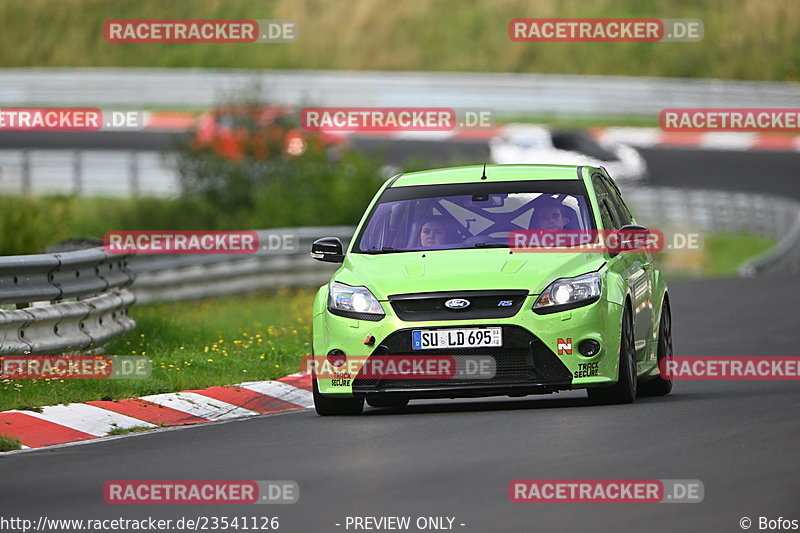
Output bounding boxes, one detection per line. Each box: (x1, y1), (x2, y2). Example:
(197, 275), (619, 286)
(601, 176), (633, 226)
(598, 201), (616, 231)
(592, 176), (622, 230)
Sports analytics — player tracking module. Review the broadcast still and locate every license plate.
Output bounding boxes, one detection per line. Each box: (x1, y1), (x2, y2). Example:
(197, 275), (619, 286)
(412, 327), (502, 350)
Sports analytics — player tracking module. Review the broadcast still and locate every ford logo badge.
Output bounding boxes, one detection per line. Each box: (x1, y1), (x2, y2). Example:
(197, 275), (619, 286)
(444, 298), (471, 310)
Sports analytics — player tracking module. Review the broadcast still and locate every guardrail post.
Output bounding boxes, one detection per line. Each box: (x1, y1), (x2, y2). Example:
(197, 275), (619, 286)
(129, 151), (140, 197)
(73, 149), (83, 195)
(21, 148), (31, 193)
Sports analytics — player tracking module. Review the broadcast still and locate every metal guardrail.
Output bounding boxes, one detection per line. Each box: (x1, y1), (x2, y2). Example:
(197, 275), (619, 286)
(1, 188), (798, 354)
(0, 150), (178, 197)
(738, 199), (800, 277)
(0, 249), (136, 355)
(624, 187), (800, 276)
(1, 68), (799, 116)
(128, 227), (352, 304)
(128, 187), (800, 304)
(625, 188), (795, 239)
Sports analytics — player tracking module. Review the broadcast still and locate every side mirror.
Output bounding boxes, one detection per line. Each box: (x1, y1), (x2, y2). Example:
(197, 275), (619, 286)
(311, 237), (345, 263)
(616, 224), (650, 252)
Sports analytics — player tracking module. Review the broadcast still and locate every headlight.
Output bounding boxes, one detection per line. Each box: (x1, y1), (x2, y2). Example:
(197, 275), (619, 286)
(328, 282), (385, 321)
(533, 272), (602, 314)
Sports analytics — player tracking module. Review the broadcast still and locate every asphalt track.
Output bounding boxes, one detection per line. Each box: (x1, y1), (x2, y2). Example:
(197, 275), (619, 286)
(351, 137), (800, 200)
(1, 275), (798, 533)
(1, 135), (798, 533)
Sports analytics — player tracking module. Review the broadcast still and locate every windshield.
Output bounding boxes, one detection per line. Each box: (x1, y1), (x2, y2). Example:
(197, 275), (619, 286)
(354, 180), (594, 253)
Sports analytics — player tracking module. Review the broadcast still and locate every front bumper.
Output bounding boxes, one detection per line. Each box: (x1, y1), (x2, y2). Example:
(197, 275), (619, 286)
(312, 292), (623, 398)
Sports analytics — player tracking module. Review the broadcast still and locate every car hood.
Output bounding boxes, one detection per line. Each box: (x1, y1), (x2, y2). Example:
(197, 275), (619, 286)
(333, 249), (605, 300)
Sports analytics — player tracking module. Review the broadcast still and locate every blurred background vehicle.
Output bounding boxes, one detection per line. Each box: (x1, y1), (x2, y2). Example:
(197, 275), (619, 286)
(193, 104), (347, 161)
(490, 124), (648, 183)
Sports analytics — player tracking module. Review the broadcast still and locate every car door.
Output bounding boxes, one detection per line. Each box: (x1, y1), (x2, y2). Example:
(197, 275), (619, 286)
(592, 175), (653, 365)
(601, 174), (656, 358)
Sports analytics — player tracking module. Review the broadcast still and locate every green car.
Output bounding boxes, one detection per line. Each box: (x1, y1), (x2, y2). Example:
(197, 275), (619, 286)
(310, 164), (673, 415)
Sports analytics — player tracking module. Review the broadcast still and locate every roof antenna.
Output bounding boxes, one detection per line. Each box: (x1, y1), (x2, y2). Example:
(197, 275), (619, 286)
(480, 163), (487, 180)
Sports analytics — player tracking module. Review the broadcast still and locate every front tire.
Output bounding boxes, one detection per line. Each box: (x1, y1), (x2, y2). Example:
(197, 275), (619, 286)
(588, 305), (637, 404)
(639, 299), (673, 396)
(313, 378), (364, 416)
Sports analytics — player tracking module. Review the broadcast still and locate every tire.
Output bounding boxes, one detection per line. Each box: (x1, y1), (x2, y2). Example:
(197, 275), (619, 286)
(639, 299), (673, 396)
(312, 378), (364, 416)
(588, 305), (637, 405)
(366, 395), (410, 409)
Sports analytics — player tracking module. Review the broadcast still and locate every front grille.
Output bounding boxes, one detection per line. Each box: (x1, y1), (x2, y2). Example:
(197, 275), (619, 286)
(388, 290), (528, 321)
(352, 325), (572, 391)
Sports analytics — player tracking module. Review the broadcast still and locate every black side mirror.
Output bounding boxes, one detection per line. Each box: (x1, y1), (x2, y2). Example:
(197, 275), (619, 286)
(311, 237), (345, 263)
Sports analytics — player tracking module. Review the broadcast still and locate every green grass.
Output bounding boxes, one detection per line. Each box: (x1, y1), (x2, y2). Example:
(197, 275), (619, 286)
(1, 0), (798, 81)
(107, 425), (155, 436)
(704, 232), (777, 276)
(0, 288), (315, 411)
(0, 435), (22, 452)
(656, 232), (777, 278)
(495, 114), (661, 129)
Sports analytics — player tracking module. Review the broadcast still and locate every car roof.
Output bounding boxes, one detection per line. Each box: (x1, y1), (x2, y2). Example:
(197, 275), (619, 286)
(391, 164), (586, 187)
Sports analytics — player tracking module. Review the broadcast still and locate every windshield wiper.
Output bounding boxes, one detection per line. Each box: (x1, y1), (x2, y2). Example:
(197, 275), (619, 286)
(361, 246), (402, 254)
(472, 243), (508, 248)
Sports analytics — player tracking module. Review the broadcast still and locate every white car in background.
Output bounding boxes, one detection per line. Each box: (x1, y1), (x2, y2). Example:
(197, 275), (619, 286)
(490, 124), (647, 184)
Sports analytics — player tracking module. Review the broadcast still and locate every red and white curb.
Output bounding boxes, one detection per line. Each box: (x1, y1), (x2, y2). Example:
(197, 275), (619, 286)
(592, 127), (800, 152)
(143, 111), (800, 152)
(142, 111), (501, 140)
(142, 111), (196, 130)
(0, 373), (312, 451)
